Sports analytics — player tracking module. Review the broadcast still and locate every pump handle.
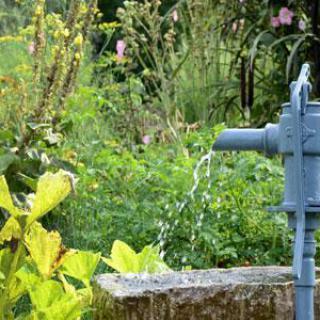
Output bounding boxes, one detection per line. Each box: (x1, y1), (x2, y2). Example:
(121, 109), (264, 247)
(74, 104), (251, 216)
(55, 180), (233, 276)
(291, 63), (311, 280)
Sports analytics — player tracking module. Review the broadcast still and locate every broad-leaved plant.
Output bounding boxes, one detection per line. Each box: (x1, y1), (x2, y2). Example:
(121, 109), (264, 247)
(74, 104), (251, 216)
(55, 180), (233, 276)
(0, 170), (101, 320)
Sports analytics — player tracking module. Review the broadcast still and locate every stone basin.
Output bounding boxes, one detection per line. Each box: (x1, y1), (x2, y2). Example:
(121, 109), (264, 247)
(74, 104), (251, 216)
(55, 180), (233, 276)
(93, 266), (320, 320)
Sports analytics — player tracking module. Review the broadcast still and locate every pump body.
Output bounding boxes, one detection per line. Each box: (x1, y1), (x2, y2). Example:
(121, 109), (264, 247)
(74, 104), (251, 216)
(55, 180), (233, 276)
(212, 64), (320, 320)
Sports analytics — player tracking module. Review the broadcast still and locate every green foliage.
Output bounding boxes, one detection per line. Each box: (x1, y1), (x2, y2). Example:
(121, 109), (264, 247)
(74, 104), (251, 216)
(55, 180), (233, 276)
(56, 101), (290, 270)
(102, 240), (170, 273)
(0, 0), (98, 197)
(0, 170), (100, 320)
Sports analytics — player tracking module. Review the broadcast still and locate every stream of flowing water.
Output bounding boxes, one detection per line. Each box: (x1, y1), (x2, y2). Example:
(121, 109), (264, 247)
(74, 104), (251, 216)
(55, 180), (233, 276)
(158, 149), (216, 259)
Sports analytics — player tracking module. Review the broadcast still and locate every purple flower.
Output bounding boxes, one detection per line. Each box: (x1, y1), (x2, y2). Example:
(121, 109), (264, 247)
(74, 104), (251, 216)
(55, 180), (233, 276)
(172, 9), (178, 22)
(142, 135), (151, 145)
(271, 16), (281, 28)
(279, 7), (294, 26)
(116, 40), (126, 60)
(298, 19), (306, 31)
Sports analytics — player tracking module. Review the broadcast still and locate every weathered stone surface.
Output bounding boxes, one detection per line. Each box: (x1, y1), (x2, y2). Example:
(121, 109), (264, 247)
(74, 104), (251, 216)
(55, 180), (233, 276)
(93, 267), (320, 320)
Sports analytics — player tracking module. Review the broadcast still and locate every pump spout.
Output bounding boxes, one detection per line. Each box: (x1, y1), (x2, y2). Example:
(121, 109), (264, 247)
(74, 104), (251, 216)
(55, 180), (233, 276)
(212, 124), (279, 156)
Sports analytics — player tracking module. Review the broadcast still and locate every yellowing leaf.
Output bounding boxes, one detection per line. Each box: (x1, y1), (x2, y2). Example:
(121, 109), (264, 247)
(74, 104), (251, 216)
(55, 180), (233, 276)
(25, 223), (71, 279)
(29, 280), (65, 310)
(27, 170), (73, 226)
(16, 263), (41, 289)
(29, 280), (81, 320)
(102, 240), (139, 273)
(0, 248), (14, 279)
(0, 176), (24, 218)
(60, 251), (101, 287)
(0, 217), (21, 244)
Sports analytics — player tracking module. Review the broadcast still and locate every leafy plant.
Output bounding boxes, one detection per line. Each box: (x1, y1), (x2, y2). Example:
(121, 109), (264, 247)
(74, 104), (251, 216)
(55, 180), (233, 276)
(0, 0), (98, 196)
(0, 170), (101, 320)
(103, 240), (170, 273)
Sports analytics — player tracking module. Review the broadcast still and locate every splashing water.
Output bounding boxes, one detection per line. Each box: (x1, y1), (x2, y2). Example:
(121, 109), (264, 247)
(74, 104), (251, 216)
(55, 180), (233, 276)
(158, 149), (216, 259)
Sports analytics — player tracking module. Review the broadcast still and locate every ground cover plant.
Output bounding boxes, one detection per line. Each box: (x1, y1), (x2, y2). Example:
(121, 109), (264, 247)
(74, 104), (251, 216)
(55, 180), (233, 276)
(1, 0), (320, 319)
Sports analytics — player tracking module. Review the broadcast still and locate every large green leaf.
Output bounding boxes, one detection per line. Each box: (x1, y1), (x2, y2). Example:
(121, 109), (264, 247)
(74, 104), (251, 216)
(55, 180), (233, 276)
(60, 251), (101, 287)
(0, 176), (24, 218)
(25, 222), (72, 279)
(29, 280), (65, 310)
(0, 217), (21, 244)
(0, 248), (14, 279)
(102, 240), (140, 273)
(26, 170), (73, 226)
(15, 262), (41, 289)
(29, 280), (81, 320)
(137, 245), (170, 273)
(102, 241), (171, 274)
(0, 247), (27, 302)
(0, 153), (18, 173)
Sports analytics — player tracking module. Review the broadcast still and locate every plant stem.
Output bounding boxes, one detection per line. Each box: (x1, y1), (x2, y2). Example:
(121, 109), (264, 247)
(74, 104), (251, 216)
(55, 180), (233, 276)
(0, 241), (24, 320)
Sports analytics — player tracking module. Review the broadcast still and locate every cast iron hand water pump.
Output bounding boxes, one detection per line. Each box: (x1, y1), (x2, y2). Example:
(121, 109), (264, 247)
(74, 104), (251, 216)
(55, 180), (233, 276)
(213, 64), (319, 320)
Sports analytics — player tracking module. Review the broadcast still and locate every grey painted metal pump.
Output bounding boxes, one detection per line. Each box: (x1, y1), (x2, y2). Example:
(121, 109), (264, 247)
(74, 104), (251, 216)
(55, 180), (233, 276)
(212, 64), (319, 320)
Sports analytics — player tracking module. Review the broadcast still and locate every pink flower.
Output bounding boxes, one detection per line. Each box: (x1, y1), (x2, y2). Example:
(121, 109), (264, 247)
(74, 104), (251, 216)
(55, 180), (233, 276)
(172, 9), (178, 22)
(28, 42), (35, 55)
(116, 40), (126, 60)
(142, 135), (151, 145)
(271, 16), (281, 28)
(279, 7), (294, 26)
(298, 19), (306, 31)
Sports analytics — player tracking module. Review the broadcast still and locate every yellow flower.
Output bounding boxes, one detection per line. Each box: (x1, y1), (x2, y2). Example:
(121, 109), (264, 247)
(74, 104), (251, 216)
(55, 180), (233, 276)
(35, 5), (43, 17)
(53, 30), (60, 39)
(74, 53), (81, 61)
(74, 34), (83, 47)
(63, 28), (70, 38)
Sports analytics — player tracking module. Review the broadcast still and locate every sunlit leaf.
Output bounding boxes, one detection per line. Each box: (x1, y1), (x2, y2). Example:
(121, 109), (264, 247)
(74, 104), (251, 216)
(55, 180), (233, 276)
(57, 272), (76, 295)
(29, 280), (65, 310)
(17, 173), (37, 192)
(0, 217), (21, 244)
(29, 280), (81, 320)
(102, 240), (139, 273)
(25, 222), (71, 279)
(137, 245), (170, 273)
(16, 262), (41, 289)
(0, 247), (27, 302)
(0, 176), (24, 218)
(0, 248), (14, 279)
(27, 170), (73, 226)
(60, 251), (101, 287)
